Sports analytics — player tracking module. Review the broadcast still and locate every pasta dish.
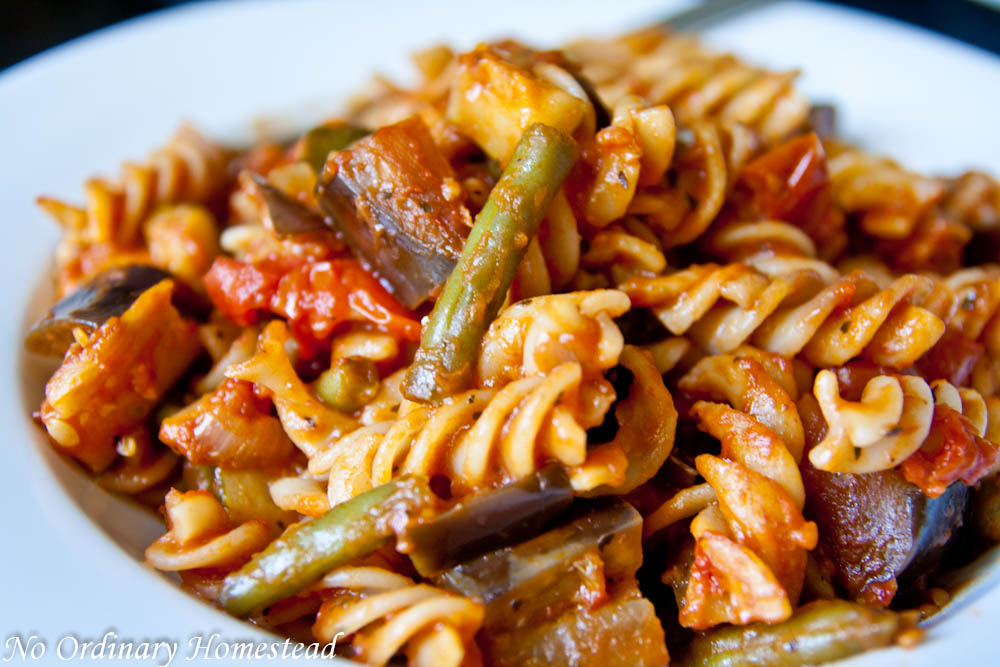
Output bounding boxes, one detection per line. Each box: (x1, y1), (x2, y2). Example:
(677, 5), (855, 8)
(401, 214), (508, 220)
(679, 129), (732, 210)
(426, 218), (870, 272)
(24, 25), (1000, 666)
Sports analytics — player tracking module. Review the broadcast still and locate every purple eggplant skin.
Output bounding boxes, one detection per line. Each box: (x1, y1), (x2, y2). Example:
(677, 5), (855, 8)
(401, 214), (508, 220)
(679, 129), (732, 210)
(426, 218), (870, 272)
(802, 464), (970, 604)
(247, 173), (328, 237)
(808, 104), (838, 141)
(315, 116), (471, 310)
(434, 498), (643, 631)
(24, 264), (209, 357)
(402, 465), (574, 576)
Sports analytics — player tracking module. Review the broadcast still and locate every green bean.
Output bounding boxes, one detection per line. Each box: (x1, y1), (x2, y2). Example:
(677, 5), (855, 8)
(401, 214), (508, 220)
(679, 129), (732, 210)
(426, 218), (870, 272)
(314, 358), (379, 412)
(675, 600), (902, 667)
(403, 123), (577, 403)
(301, 122), (369, 173)
(219, 476), (433, 617)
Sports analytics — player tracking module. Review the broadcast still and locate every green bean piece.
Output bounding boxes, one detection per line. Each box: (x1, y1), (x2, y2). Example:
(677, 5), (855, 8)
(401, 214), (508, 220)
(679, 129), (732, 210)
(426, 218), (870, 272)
(403, 123), (577, 403)
(301, 122), (369, 173)
(219, 476), (434, 617)
(675, 600), (902, 667)
(314, 358), (379, 412)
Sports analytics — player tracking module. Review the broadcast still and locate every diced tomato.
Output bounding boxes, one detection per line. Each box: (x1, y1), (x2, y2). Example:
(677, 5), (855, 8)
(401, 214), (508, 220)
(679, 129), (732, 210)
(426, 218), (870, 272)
(204, 256), (287, 326)
(271, 259), (421, 343)
(901, 405), (999, 498)
(204, 256), (421, 344)
(733, 132), (844, 247)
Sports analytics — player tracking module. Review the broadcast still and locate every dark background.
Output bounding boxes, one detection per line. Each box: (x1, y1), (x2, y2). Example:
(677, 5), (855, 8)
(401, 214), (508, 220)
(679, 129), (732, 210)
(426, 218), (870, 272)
(2, 0), (999, 71)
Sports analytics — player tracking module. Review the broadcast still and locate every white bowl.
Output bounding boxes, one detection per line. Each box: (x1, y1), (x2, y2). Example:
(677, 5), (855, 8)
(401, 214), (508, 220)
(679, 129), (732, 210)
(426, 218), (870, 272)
(3, 1), (999, 664)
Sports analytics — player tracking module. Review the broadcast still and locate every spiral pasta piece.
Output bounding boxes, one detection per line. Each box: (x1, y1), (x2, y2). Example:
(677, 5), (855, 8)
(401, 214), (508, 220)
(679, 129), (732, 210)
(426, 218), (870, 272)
(574, 96), (675, 227)
(942, 170), (1000, 233)
(312, 361), (626, 502)
(628, 120), (728, 248)
(624, 262), (946, 368)
(312, 566), (483, 667)
(574, 217), (669, 288)
(679, 351), (804, 461)
(38, 126), (229, 294)
(671, 391), (816, 629)
(566, 29), (809, 145)
(145, 489), (272, 571)
(478, 289), (630, 387)
(826, 142), (945, 240)
(226, 321), (358, 459)
(809, 369), (934, 474)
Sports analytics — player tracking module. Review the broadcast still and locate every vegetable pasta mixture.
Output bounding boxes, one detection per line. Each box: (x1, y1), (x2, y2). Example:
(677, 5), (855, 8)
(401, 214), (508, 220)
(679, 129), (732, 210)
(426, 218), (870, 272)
(26, 26), (1000, 667)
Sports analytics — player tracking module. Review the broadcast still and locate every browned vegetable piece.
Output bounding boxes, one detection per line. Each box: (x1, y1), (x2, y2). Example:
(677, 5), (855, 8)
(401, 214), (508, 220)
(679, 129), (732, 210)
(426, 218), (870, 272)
(40, 281), (202, 472)
(808, 104), (837, 141)
(402, 465), (574, 576)
(24, 264), (208, 357)
(802, 464), (969, 605)
(159, 378), (296, 470)
(484, 578), (669, 667)
(435, 498), (642, 632)
(316, 115), (472, 309)
(247, 172), (328, 237)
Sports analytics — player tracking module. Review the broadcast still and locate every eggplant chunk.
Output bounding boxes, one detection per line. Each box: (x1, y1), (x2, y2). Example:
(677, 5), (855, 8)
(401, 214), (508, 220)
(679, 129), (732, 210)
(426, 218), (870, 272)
(247, 172), (328, 237)
(802, 465), (969, 604)
(402, 465), (574, 576)
(25, 264), (208, 357)
(973, 473), (1000, 541)
(316, 115), (472, 309)
(434, 498), (642, 631)
(485, 579), (669, 667)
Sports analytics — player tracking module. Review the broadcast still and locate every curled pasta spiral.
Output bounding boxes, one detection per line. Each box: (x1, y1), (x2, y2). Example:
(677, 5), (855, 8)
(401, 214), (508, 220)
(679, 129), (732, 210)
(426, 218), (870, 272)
(227, 321), (359, 459)
(145, 489), (272, 571)
(478, 289), (629, 387)
(39, 126), (229, 294)
(311, 361), (626, 502)
(623, 262), (947, 368)
(627, 120), (728, 248)
(809, 369), (934, 474)
(566, 29), (809, 145)
(573, 217), (669, 289)
(661, 354), (816, 629)
(574, 95), (676, 228)
(943, 170), (1000, 233)
(312, 566), (483, 667)
(809, 369), (1000, 491)
(826, 142), (945, 240)
(679, 350), (805, 460)
(512, 191), (582, 300)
